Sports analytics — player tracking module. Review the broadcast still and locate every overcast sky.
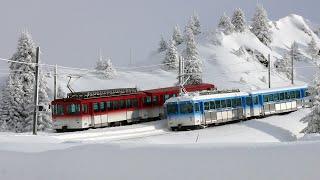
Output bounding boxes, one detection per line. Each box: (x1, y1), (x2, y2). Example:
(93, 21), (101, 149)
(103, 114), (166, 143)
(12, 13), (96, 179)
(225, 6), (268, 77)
(0, 0), (319, 69)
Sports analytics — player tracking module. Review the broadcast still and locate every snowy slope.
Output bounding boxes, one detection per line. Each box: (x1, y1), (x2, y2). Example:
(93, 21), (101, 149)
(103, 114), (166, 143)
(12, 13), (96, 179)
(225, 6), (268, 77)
(50, 14), (319, 95)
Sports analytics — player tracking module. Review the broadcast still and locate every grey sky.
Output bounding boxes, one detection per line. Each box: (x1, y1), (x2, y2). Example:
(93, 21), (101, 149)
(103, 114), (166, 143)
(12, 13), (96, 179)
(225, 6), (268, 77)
(0, 0), (319, 69)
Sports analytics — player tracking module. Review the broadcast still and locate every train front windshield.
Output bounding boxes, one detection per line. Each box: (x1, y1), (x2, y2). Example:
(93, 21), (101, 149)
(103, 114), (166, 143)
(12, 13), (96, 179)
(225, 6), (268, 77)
(166, 103), (178, 115)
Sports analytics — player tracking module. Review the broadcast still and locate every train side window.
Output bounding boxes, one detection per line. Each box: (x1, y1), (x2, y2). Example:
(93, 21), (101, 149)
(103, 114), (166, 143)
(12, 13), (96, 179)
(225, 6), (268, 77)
(226, 99), (231, 107)
(153, 96), (158, 105)
(210, 101), (216, 109)
(144, 96), (152, 106)
(106, 101), (112, 111)
(263, 95), (268, 103)
(113, 101), (119, 110)
(120, 100), (126, 109)
(126, 99), (132, 108)
(246, 97), (252, 106)
(56, 104), (64, 115)
(269, 94), (273, 102)
(290, 91), (295, 99)
(204, 102), (209, 110)
(236, 98), (242, 107)
(194, 103), (200, 112)
(221, 100), (226, 108)
(100, 102), (106, 111)
(167, 103), (177, 114)
(215, 100), (221, 109)
(284, 92), (290, 99)
(132, 99), (138, 108)
(179, 102), (193, 114)
(295, 91), (301, 98)
(93, 103), (99, 112)
(231, 99), (236, 108)
(82, 104), (88, 113)
(253, 96), (259, 105)
(274, 93), (279, 101)
(280, 93), (284, 100)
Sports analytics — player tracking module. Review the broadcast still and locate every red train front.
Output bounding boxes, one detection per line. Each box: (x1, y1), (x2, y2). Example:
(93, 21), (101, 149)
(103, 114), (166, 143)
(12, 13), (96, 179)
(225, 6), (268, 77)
(51, 83), (214, 131)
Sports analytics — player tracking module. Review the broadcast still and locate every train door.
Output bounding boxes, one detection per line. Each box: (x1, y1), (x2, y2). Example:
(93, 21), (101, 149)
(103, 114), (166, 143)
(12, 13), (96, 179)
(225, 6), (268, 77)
(244, 96), (252, 118)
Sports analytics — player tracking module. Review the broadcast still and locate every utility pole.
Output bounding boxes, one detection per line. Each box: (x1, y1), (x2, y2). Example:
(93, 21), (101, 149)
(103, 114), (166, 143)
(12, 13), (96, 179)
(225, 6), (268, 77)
(130, 48), (133, 66)
(33, 47), (40, 135)
(54, 64), (58, 100)
(178, 56), (184, 95)
(291, 47), (294, 85)
(268, 54), (271, 88)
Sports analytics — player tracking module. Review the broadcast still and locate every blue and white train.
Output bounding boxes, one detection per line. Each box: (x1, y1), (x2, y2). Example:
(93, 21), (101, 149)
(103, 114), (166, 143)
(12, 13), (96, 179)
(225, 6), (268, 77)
(165, 85), (308, 130)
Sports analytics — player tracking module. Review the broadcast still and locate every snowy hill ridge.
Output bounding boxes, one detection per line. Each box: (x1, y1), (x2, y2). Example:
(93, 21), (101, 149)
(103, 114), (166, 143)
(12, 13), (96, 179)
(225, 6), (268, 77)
(48, 14), (319, 94)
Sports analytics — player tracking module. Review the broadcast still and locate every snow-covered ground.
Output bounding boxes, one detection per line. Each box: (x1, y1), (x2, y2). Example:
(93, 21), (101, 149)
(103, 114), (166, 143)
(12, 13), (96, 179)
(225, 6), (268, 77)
(1, 14), (320, 180)
(0, 109), (319, 180)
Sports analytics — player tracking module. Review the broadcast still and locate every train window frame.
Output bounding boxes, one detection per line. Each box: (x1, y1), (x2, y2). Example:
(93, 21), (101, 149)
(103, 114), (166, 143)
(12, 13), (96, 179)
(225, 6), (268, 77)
(274, 93), (279, 101)
(246, 97), (252, 106)
(226, 99), (231, 108)
(290, 91), (295, 99)
(153, 96), (158, 105)
(167, 103), (178, 115)
(231, 99), (236, 108)
(204, 102), (210, 110)
(144, 96), (152, 106)
(221, 100), (226, 108)
(280, 93), (284, 100)
(113, 100), (119, 110)
(106, 101), (113, 111)
(132, 99), (138, 108)
(236, 98), (241, 107)
(210, 101), (216, 109)
(164, 94), (170, 101)
(253, 96), (259, 105)
(120, 100), (126, 109)
(56, 104), (64, 115)
(285, 92), (290, 99)
(100, 102), (106, 111)
(82, 104), (88, 113)
(194, 103), (200, 112)
(269, 94), (274, 102)
(263, 95), (269, 103)
(179, 102), (194, 114)
(126, 99), (132, 108)
(295, 91), (301, 98)
(215, 100), (221, 109)
(93, 103), (99, 113)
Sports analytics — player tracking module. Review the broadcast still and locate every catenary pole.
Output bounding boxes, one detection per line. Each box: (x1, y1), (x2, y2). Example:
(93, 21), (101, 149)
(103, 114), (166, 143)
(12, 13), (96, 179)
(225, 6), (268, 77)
(33, 47), (40, 135)
(54, 64), (57, 100)
(268, 54), (271, 88)
(291, 47), (294, 85)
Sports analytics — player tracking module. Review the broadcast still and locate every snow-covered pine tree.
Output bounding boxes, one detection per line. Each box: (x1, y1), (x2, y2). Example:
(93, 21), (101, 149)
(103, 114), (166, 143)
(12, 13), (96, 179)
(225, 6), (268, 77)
(251, 5), (272, 46)
(183, 26), (202, 85)
(158, 36), (168, 52)
(95, 57), (117, 79)
(191, 12), (201, 35)
(162, 38), (179, 71)
(172, 25), (183, 45)
(57, 85), (66, 99)
(231, 8), (246, 33)
(308, 37), (319, 60)
(37, 71), (52, 130)
(218, 13), (235, 35)
(301, 71), (320, 133)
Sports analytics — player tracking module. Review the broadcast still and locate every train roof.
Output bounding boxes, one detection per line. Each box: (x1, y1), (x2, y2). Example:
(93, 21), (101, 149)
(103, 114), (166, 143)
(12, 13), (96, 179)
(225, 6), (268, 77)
(143, 83), (214, 94)
(166, 91), (249, 103)
(249, 85), (308, 95)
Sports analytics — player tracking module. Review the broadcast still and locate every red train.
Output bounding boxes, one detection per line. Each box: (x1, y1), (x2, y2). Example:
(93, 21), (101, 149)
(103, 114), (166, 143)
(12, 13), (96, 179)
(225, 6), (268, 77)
(51, 83), (214, 131)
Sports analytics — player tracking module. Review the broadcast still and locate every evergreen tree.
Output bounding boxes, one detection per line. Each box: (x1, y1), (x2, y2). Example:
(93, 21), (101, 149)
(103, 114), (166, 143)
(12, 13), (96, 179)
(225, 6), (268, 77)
(191, 12), (201, 35)
(95, 57), (117, 79)
(308, 37), (319, 60)
(0, 31), (52, 132)
(218, 13), (235, 35)
(163, 38), (179, 71)
(172, 25), (183, 45)
(301, 72), (320, 133)
(183, 26), (202, 85)
(158, 36), (168, 52)
(231, 8), (246, 33)
(251, 5), (272, 46)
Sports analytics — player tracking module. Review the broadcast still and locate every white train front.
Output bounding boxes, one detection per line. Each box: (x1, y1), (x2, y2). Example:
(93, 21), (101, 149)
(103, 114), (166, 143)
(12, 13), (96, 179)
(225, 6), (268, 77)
(165, 85), (308, 130)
